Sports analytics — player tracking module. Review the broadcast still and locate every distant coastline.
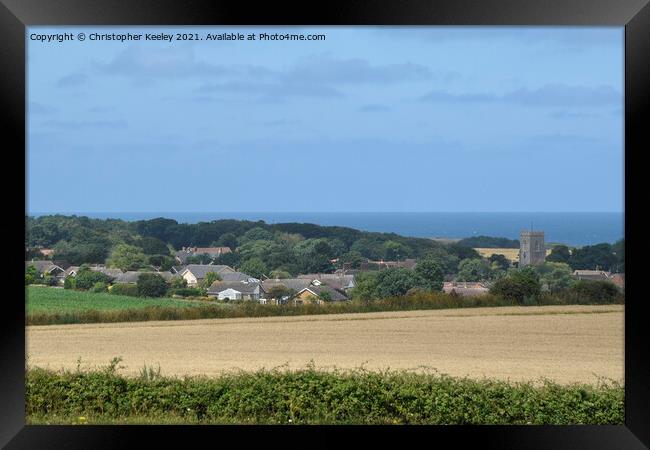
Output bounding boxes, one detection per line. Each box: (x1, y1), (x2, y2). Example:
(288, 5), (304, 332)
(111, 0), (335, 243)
(28, 212), (623, 247)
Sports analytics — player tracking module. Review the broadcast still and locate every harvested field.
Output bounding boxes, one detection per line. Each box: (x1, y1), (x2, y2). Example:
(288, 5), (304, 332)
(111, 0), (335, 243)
(473, 247), (552, 262)
(26, 305), (624, 385)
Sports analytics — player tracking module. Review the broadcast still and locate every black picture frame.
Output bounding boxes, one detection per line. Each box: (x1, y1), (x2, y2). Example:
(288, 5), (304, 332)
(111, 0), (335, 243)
(2, 1), (648, 448)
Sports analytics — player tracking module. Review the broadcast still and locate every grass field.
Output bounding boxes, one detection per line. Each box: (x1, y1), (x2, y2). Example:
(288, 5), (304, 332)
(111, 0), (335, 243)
(26, 365), (623, 425)
(27, 305), (624, 385)
(26, 285), (214, 314)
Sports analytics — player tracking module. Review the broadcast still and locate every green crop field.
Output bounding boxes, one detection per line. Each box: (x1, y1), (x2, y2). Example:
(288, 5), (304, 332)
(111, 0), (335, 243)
(26, 286), (209, 314)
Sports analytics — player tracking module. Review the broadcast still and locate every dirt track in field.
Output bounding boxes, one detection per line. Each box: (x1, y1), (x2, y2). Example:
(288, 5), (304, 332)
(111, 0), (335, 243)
(26, 305), (624, 385)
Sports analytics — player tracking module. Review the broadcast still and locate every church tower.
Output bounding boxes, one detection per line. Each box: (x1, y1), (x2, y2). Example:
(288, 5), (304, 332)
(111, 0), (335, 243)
(519, 230), (545, 267)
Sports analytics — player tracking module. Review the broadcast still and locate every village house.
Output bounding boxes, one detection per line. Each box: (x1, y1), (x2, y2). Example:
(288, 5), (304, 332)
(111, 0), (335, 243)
(207, 280), (264, 301)
(443, 281), (490, 297)
(25, 260), (68, 282)
(174, 246), (232, 264)
(297, 273), (356, 292)
(180, 264), (236, 286)
(294, 285), (349, 304)
(573, 270), (624, 289)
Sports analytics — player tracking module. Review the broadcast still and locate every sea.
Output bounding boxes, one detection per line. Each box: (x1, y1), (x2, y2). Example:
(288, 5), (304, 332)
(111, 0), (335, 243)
(30, 212), (624, 247)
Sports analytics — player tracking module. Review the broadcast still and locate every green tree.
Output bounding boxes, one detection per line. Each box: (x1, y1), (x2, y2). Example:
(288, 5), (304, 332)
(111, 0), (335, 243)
(136, 237), (170, 256)
(490, 267), (541, 304)
(106, 244), (148, 271)
(339, 251), (366, 269)
(239, 258), (268, 279)
(200, 271), (222, 289)
(546, 245), (572, 265)
(536, 262), (574, 293)
(457, 258), (491, 282)
(350, 271), (379, 301)
(136, 273), (167, 298)
(414, 259), (444, 292)
(74, 269), (114, 290)
(269, 270), (292, 279)
(266, 285), (295, 300)
(488, 254), (510, 271)
(374, 268), (421, 299)
(25, 264), (38, 285)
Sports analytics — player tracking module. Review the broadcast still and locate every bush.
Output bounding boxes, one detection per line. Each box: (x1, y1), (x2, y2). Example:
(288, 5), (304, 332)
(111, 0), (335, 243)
(168, 287), (204, 298)
(568, 280), (621, 304)
(90, 282), (108, 293)
(63, 276), (76, 290)
(137, 273), (167, 298)
(109, 283), (139, 297)
(26, 366), (624, 425)
(490, 267), (541, 304)
(75, 270), (114, 291)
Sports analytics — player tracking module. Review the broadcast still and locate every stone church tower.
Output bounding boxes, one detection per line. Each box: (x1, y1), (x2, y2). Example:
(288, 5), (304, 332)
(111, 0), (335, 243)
(519, 230), (545, 267)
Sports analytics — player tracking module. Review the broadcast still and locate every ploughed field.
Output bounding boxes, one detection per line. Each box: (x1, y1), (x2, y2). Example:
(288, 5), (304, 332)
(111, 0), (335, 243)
(26, 305), (623, 385)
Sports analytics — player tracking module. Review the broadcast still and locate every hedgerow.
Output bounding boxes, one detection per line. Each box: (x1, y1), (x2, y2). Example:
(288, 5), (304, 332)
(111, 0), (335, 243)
(26, 364), (624, 425)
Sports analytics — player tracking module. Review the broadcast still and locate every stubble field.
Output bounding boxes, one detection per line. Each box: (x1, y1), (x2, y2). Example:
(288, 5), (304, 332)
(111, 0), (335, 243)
(26, 304), (623, 385)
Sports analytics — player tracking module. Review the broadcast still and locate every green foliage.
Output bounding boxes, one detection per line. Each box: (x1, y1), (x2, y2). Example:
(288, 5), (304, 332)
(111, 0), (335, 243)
(488, 254), (510, 271)
(239, 258), (268, 279)
(569, 243), (617, 271)
(136, 237), (170, 256)
(109, 284), (139, 297)
(489, 267), (541, 304)
(568, 280), (621, 304)
(147, 255), (175, 271)
(446, 244), (482, 261)
(63, 276), (76, 290)
(546, 245), (571, 264)
(414, 259), (444, 292)
(26, 366), (623, 425)
(457, 258), (492, 282)
(457, 236), (520, 248)
(90, 282), (108, 293)
(338, 251), (366, 269)
(106, 244), (148, 271)
(536, 262), (575, 293)
(136, 273), (167, 298)
(168, 287), (205, 298)
(169, 276), (187, 289)
(269, 270), (292, 279)
(25, 264), (39, 285)
(74, 270), (114, 291)
(199, 272), (222, 290)
(373, 268), (421, 299)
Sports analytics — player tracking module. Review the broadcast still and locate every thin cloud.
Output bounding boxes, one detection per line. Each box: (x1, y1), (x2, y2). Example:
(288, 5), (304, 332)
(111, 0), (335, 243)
(55, 73), (88, 88)
(359, 104), (391, 112)
(42, 119), (128, 129)
(29, 102), (58, 114)
(420, 83), (621, 107)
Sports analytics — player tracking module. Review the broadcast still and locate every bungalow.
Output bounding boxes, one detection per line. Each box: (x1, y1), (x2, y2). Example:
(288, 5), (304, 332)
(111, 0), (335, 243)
(294, 285), (348, 304)
(25, 260), (67, 281)
(219, 271), (259, 283)
(175, 246), (232, 264)
(297, 273), (356, 292)
(180, 264), (236, 286)
(207, 280), (264, 301)
(443, 281), (490, 297)
(573, 270), (612, 281)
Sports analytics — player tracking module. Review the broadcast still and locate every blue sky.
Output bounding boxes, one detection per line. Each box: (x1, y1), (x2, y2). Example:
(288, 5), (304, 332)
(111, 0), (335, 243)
(27, 26), (624, 213)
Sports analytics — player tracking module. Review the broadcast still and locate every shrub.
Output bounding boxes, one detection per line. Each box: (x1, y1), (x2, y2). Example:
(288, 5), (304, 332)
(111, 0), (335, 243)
(168, 287), (204, 298)
(75, 270), (114, 291)
(109, 283), (139, 297)
(137, 273), (167, 298)
(490, 267), (541, 304)
(26, 366), (624, 425)
(568, 280), (621, 304)
(63, 277), (76, 290)
(90, 282), (108, 293)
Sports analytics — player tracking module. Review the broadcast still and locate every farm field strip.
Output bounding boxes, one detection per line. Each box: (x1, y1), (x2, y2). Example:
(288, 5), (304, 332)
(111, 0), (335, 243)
(27, 305), (624, 385)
